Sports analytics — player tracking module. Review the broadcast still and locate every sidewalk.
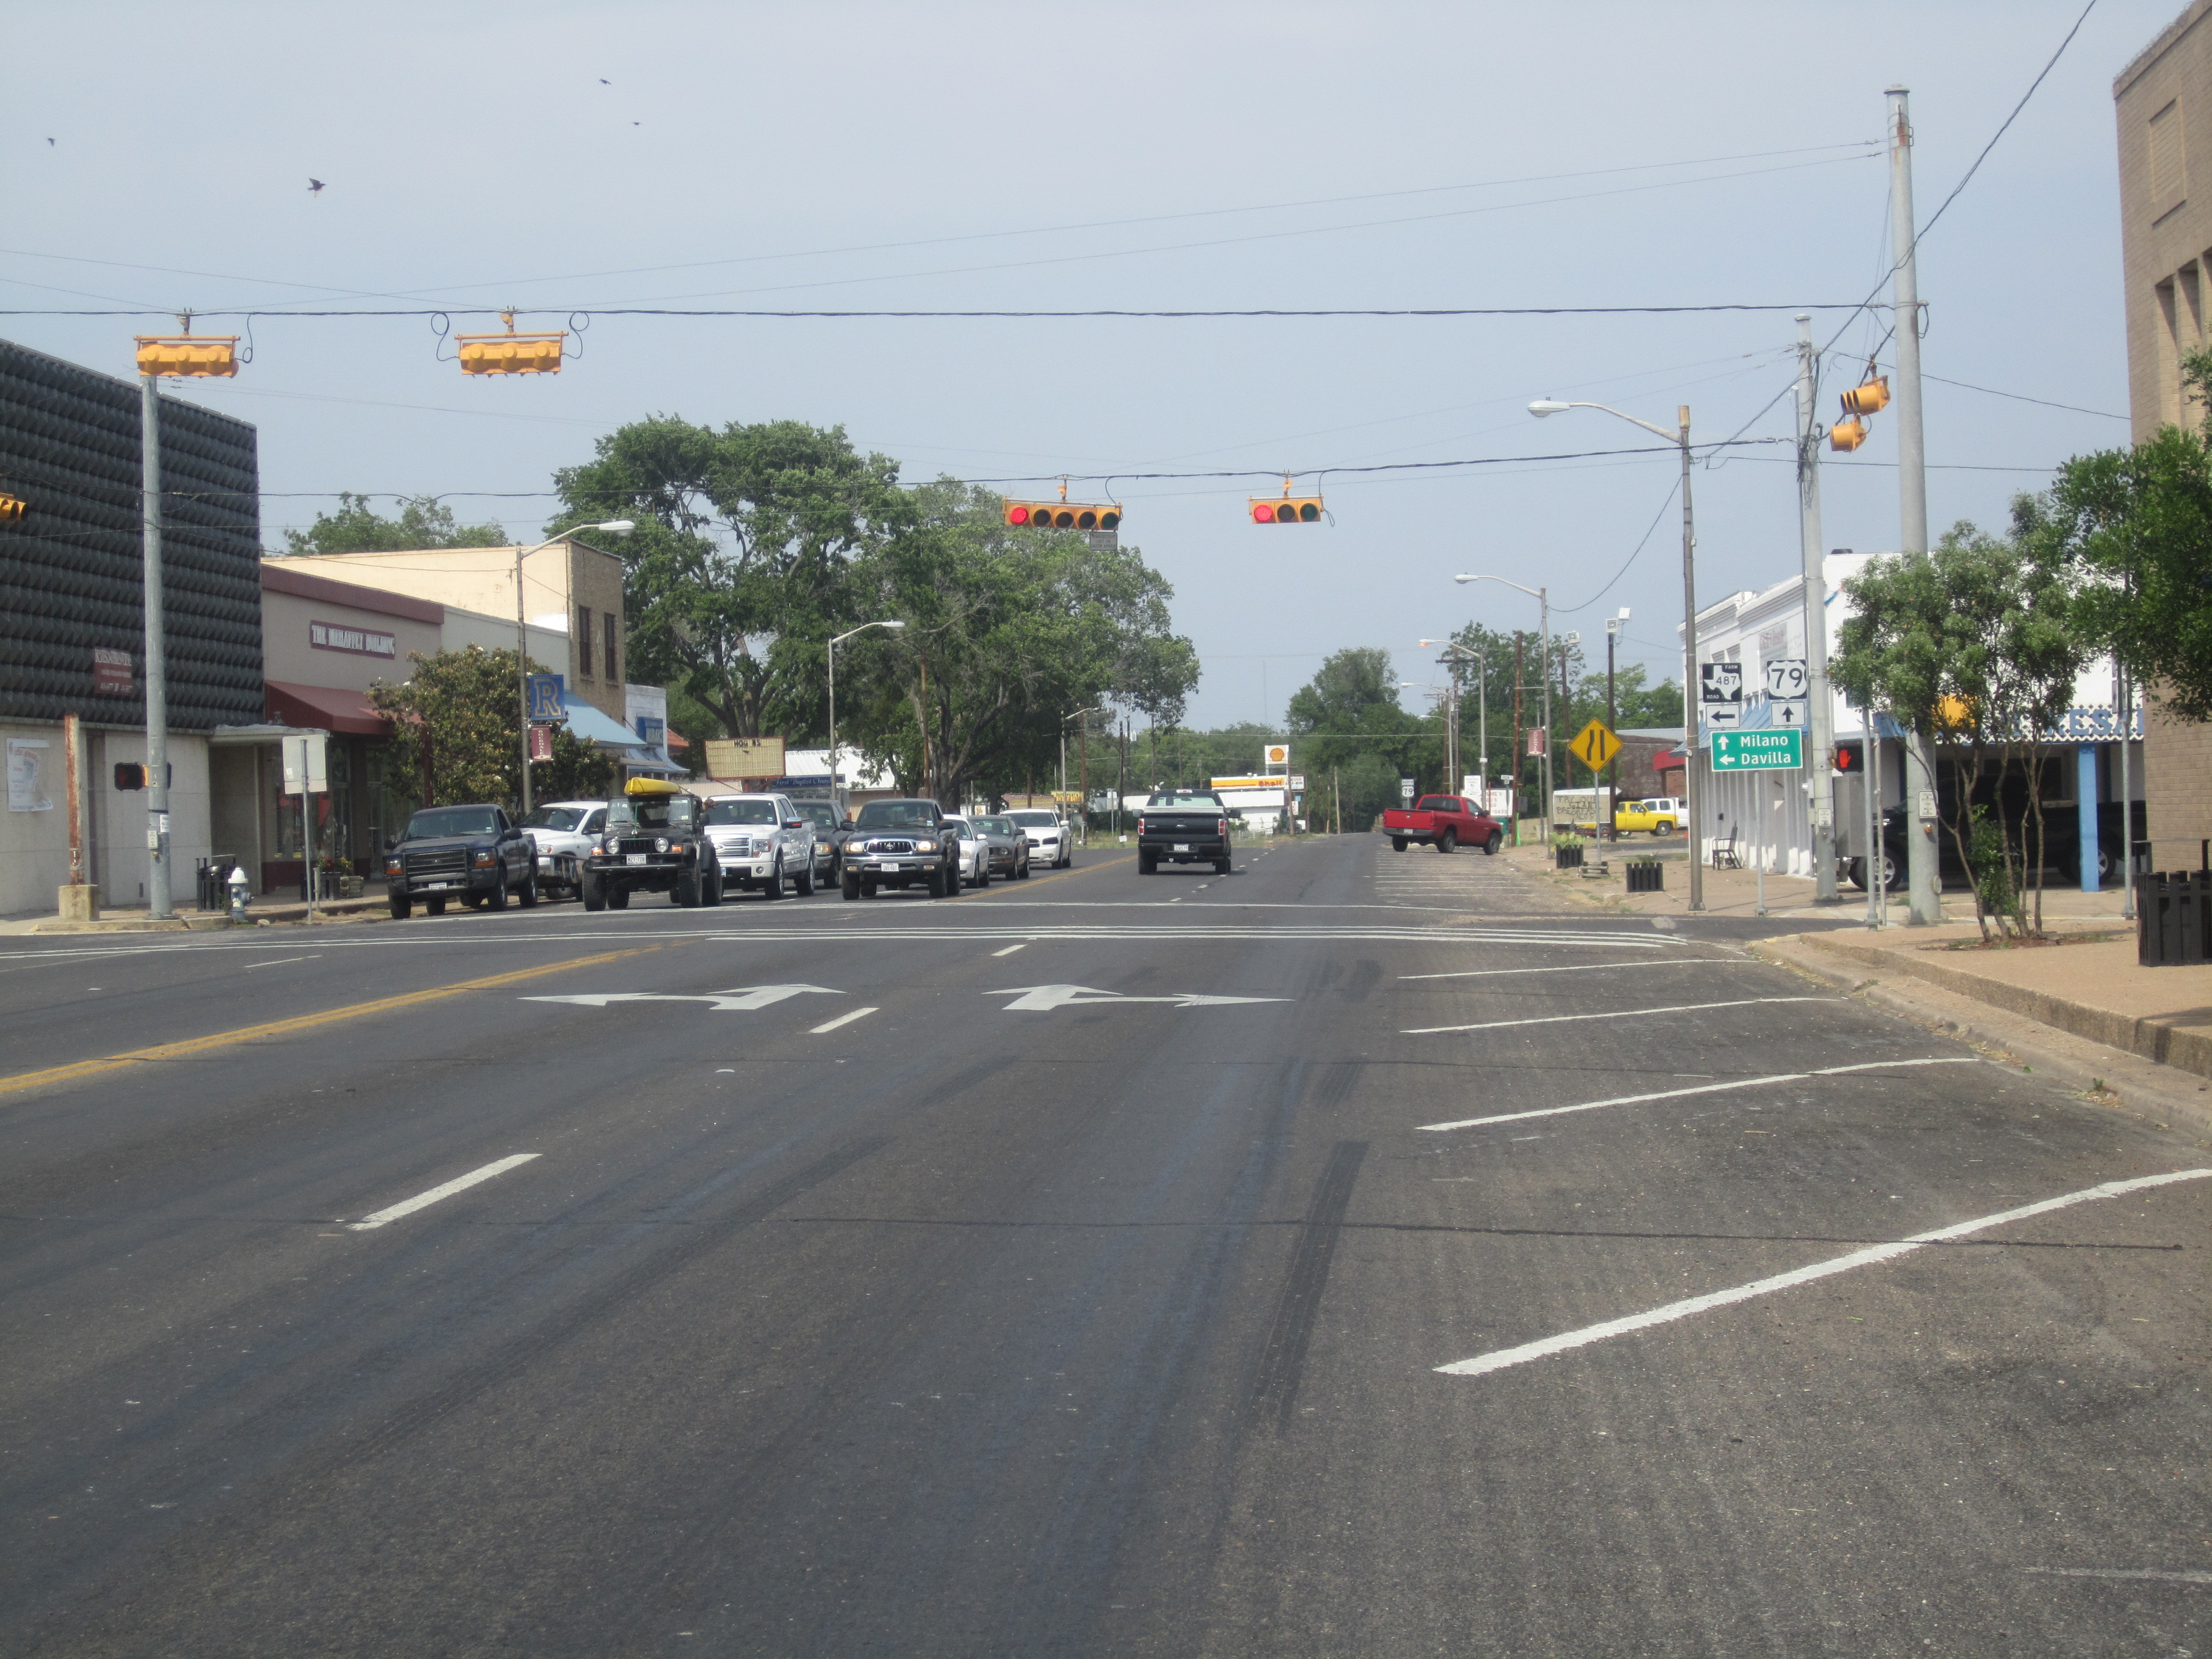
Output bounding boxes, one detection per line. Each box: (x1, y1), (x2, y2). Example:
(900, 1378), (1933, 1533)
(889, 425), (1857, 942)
(1, 894), (389, 935)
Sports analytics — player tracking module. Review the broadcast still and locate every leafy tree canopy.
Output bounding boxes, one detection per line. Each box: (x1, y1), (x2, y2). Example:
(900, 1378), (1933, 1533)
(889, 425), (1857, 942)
(367, 646), (614, 810)
(280, 493), (507, 557)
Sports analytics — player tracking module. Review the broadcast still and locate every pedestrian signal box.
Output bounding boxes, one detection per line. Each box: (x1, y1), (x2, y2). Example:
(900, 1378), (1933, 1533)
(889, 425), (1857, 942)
(1004, 500), (1121, 530)
(1829, 416), (1867, 452)
(1833, 743), (1860, 773)
(1249, 495), (1323, 524)
(134, 335), (239, 377)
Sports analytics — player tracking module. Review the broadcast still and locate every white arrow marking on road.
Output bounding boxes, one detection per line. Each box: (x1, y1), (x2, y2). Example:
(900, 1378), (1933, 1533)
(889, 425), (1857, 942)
(1437, 1167), (2212, 1376)
(988, 984), (1287, 1012)
(521, 983), (842, 1012)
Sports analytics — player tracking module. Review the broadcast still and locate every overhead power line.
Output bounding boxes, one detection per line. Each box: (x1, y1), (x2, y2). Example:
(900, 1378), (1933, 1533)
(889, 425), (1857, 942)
(0, 302), (1880, 321)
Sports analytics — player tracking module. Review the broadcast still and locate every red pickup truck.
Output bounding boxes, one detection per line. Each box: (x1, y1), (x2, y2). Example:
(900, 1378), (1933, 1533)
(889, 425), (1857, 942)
(1382, 795), (1503, 855)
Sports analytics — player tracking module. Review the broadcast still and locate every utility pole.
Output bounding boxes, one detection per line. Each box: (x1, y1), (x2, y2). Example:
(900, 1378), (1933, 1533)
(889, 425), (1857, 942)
(516, 541), (534, 818)
(1605, 613), (1623, 841)
(1797, 312), (1839, 902)
(1677, 403), (1704, 913)
(140, 372), (171, 920)
(1889, 84), (1940, 926)
(1512, 631), (1525, 845)
(1078, 709), (1090, 847)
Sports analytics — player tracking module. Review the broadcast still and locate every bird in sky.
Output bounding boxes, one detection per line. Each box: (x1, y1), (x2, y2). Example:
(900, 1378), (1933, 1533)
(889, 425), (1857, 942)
(599, 77), (610, 84)
(308, 178), (325, 194)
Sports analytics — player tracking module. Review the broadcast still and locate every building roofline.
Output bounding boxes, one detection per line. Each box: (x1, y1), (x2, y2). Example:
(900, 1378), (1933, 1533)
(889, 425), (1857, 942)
(259, 559), (444, 624)
(2116, 0), (2212, 99)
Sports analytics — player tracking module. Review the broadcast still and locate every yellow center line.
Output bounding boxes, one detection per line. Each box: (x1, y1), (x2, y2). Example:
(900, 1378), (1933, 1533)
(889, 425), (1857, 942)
(0, 945), (659, 1100)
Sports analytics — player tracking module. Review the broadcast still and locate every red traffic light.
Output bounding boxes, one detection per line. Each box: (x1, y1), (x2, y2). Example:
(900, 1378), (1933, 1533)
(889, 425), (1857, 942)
(1249, 496), (1323, 524)
(1004, 498), (1121, 530)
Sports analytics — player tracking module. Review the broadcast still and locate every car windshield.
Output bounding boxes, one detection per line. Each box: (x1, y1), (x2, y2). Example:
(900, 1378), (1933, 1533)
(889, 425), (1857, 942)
(520, 806), (583, 831)
(979, 817), (1012, 835)
(798, 804), (838, 829)
(855, 800), (937, 829)
(706, 799), (779, 826)
(943, 819), (973, 838)
(406, 806), (499, 839)
(1147, 794), (1221, 810)
(608, 794), (700, 831)
(1008, 811), (1058, 827)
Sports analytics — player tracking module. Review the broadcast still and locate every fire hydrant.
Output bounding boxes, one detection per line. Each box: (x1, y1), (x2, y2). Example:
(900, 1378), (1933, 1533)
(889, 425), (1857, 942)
(227, 863), (249, 922)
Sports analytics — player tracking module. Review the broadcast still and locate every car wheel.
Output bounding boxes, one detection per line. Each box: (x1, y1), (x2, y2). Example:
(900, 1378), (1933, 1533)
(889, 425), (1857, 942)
(1437, 830), (1457, 855)
(519, 868), (539, 907)
(388, 894), (412, 920)
(1016, 855), (1030, 880)
(1391, 838), (1407, 853)
(1846, 857), (1869, 892)
(1484, 831), (1502, 856)
(861, 879), (878, 899)
(1139, 855), (1157, 875)
(974, 861), (989, 888)
(677, 866), (704, 907)
(796, 855), (816, 896)
(842, 869), (861, 900)
(762, 858), (785, 900)
(426, 895), (448, 917)
(582, 870), (606, 912)
(1215, 857), (1231, 875)
(607, 886), (630, 909)
(929, 866), (950, 899)
(487, 871), (508, 911)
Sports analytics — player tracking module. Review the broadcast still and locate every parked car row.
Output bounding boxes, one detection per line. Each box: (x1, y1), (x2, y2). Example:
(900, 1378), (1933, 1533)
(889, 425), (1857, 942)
(382, 784), (1075, 918)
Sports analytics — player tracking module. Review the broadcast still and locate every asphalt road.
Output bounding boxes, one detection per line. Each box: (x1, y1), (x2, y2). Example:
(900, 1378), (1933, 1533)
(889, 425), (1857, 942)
(4, 835), (2207, 1657)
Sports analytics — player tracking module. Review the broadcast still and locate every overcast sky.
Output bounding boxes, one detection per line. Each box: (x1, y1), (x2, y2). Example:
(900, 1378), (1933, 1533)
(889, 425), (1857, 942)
(4, 1), (2178, 731)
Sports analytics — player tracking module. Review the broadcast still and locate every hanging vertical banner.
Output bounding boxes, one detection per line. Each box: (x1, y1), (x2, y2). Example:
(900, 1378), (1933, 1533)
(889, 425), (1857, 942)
(529, 722), (554, 762)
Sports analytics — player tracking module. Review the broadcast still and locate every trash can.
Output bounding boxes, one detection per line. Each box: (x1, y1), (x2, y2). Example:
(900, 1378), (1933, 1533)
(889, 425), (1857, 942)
(2139, 869), (2212, 966)
(196, 855), (236, 912)
(1626, 859), (1665, 894)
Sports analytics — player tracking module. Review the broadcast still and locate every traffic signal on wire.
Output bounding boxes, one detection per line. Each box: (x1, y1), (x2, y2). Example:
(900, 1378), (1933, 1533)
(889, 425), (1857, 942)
(1004, 499), (1121, 530)
(135, 334), (239, 377)
(1840, 374), (1890, 415)
(1249, 494), (1323, 524)
(457, 312), (567, 375)
(1829, 416), (1867, 452)
(0, 492), (24, 524)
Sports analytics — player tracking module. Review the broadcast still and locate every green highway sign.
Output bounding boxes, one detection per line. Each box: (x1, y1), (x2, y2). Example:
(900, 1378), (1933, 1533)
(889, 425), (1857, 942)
(1711, 729), (1803, 771)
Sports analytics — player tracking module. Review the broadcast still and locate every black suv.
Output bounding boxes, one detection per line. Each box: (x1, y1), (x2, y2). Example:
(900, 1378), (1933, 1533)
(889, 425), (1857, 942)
(582, 779), (725, 910)
(385, 804), (538, 918)
(840, 798), (961, 899)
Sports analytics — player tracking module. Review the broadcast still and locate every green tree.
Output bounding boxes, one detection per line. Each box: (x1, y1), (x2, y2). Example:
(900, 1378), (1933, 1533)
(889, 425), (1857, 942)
(840, 482), (1199, 805)
(2037, 348), (2212, 721)
(1830, 517), (2082, 940)
(550, 416), (908, 741)
(367, 646), (613, 810)
(279, 493), (506, 557)
(1286, 648), (1443, 783)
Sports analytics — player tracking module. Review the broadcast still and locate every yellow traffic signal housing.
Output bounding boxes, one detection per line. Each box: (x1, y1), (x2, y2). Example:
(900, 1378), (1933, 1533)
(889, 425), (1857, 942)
(0, 492), (24, 524)
(1249, 494), (1323, 524)
(134, 335), (239, 377)
(1004, 499), (1121, 530)
(1840, 375), (1890, 416)
(1829, 416), (1867, 452)
(458, 330), (566, 374)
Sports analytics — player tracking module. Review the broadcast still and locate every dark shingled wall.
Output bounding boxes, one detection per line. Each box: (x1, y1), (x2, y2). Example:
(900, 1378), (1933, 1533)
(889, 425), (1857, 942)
(0, 336), (264, 729)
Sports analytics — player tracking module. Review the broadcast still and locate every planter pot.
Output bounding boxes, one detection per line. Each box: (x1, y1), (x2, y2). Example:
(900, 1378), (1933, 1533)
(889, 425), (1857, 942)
(1626, 860), (1664, 894)
(1554, 846), (1584, 870)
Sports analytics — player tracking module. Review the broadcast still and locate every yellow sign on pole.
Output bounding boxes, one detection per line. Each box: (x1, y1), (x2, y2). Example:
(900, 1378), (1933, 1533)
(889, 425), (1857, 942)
(1567, 719), (1622, 772)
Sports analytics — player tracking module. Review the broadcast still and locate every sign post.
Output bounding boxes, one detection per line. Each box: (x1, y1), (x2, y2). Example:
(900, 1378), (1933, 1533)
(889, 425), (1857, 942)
(281, 733), (328, 919)
(1567, 719), (1623, 839)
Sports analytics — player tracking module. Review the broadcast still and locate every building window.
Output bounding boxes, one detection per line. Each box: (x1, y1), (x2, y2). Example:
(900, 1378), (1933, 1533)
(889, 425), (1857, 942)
(604, 613), (620, 684)
(577, 606), (593, 678)
(2152, 98), (2186, 217)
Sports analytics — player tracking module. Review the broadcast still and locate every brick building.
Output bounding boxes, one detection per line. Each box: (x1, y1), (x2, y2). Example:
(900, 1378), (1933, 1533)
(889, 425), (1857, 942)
(2117, 2), (2212, 866)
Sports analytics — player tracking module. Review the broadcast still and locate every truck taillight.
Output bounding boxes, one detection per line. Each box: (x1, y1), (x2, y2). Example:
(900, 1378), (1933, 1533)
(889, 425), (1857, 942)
(1218, 818), (1228, 836)
(1136, 817), (1147, 834)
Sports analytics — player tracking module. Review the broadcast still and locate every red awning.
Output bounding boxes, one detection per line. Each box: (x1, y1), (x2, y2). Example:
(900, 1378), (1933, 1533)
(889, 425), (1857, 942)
(265, 679), (388, 736)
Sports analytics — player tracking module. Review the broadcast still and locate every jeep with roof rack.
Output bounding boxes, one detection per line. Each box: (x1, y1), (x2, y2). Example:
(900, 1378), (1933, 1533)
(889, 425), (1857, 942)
(581, 778), (725, 909)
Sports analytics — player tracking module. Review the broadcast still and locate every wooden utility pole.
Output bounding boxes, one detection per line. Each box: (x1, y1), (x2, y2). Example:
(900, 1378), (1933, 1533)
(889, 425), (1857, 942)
(1512, 631), (1525, 845)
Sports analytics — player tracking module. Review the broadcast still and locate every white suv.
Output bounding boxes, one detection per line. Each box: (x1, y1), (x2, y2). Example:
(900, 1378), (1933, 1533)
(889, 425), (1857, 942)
(1006, 808), (1072, 869)
(704, 794), (818, 898)
(519, 800), (608, 900)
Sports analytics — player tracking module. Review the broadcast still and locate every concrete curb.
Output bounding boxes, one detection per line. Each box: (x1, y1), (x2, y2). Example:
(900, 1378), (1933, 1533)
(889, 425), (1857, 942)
(1750, 933), (2212, 1143)
(1799, 930), (2212, 1084)
(31, 896), (389, 934)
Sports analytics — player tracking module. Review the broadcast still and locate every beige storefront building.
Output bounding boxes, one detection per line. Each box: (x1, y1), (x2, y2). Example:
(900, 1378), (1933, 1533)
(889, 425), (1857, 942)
(2117, 2), (2212, 866)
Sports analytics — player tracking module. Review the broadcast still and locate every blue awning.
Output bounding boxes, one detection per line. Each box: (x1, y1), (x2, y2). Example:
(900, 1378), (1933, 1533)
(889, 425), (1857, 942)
(560, 693), (647, 748)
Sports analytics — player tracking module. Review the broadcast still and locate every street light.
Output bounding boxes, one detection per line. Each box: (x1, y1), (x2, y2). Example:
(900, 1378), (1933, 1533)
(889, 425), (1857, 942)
(1529, 395), (1704, 910)
(517, 520), (633, 817)
(1455, 574), (1550, 836)
(827, 620), (907, 818)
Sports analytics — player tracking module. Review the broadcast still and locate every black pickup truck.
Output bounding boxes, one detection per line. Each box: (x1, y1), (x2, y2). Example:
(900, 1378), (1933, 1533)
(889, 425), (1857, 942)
(1136, 791), (1234, 876)
(384, 803), (538, 918)
(840, 798), (962, 898)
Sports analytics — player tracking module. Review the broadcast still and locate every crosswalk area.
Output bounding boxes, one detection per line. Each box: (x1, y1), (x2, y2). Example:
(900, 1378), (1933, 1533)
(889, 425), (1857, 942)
(1369, 840), (1526, 906)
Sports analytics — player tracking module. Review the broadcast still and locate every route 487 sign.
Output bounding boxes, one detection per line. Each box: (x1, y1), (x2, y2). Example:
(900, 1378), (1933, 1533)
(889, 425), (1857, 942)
(1711, 729), (1803, 771)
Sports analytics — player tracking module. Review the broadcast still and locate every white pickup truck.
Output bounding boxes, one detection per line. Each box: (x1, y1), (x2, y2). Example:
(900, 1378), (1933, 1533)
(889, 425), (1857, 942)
(519, 800), (608, 900)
